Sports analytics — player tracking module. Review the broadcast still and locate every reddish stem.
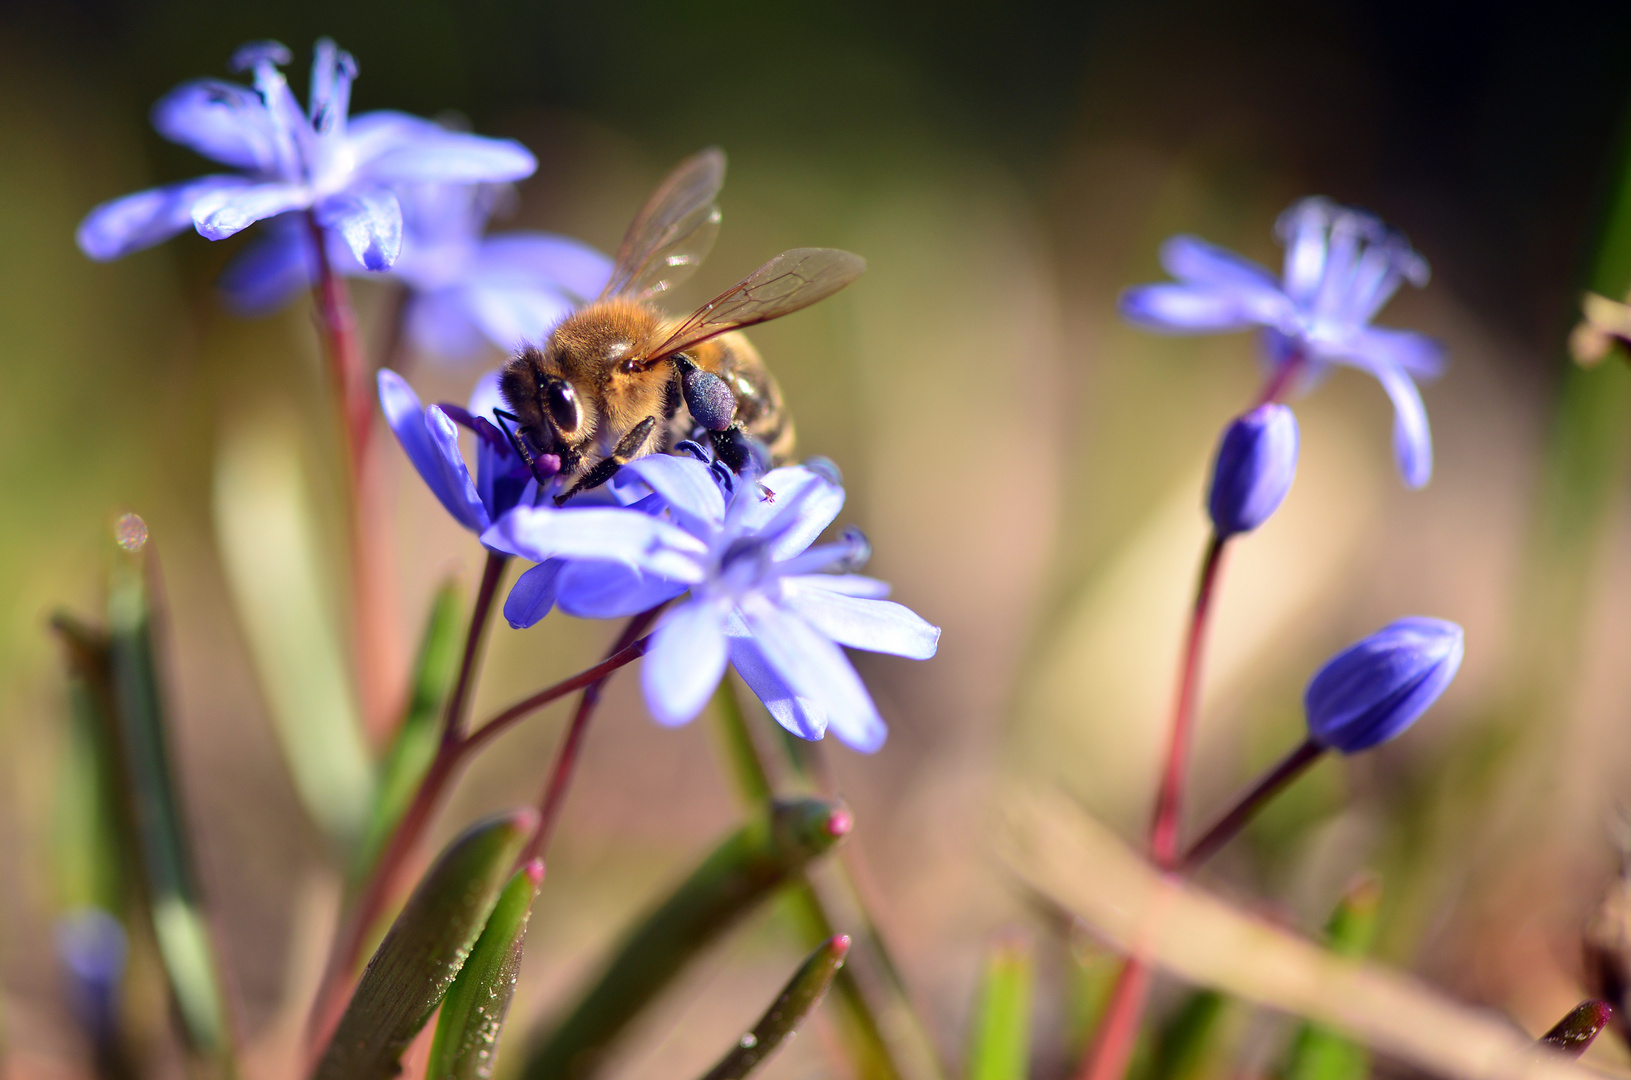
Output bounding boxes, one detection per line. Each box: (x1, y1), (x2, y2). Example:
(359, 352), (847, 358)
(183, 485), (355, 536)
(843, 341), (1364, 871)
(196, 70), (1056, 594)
(1075, 959), (1153, 1080)
(305, 210), (402, 740)
(305, 211), (372, 468)
(520, 607), (664, 864)
(1149, 533), (1227, 869)
(305, 627), (653, 1059)
(443, 552), (508, 746)
(1253, 348), (1307, 408)
(1179, 737), (1324, 872)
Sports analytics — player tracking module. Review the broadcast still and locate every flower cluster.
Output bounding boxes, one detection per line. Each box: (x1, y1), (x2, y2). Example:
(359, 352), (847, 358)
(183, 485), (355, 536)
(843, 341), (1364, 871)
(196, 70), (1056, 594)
(77, 39), (605, 363)
(1122, 197), (1444, 488)
(382, 373), (939, 751)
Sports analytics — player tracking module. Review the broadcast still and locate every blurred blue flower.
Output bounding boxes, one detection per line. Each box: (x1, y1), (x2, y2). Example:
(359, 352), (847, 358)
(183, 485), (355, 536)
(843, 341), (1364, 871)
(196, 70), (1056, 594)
(483, 453), (940, 751)
(1207, 403), (1298, 537)
(220, 183), (611, 363)
(56, 908), (128, 1045)
(379, 369), (543, 543)
(77, 39), (536, 271)
(1120, 197), (1444, 488)
(1304, 616), (1463, 753)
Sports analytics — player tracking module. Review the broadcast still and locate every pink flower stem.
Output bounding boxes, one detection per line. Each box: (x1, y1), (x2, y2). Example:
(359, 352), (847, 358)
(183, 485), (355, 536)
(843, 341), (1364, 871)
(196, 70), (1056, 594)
(304, 210), (402, 740)
(519, 605), (665, 865)
(1075, 351), (1305, 1080)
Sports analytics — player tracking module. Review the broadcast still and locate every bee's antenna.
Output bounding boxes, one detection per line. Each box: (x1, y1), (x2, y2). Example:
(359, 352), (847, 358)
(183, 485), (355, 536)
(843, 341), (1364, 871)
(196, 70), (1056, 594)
(492, 408), (559, 484)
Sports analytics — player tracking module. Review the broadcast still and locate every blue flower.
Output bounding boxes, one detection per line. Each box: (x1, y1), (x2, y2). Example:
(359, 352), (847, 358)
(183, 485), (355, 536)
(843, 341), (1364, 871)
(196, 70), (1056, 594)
(1120, 197), (1444, 489)
(1304, 617), (1463, 753)
(1207, 403), (1298, 537)
(483, 453), (940, 751)
(220, 182), (612, 362)
(379, 368), (542, 542)
(56, 908), (127, 1044)
(77, 39), (536, 271)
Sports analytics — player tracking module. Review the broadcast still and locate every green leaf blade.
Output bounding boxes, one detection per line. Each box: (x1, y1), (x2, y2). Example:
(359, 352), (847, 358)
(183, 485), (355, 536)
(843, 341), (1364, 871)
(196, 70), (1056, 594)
(520, 797), (852, 1080)
(966, 934), (1033, 1080)
(427, 860), (545, 1080)
(316, 809), (536, 1080)
(698, 935), (851, 1080)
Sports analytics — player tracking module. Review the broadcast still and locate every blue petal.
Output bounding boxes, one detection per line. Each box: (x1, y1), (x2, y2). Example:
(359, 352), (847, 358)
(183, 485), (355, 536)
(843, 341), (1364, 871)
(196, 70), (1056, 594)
(460, 283), (579, 352)
(780, 577), (939, 659)
(315, 187), (402, 271)
(1350, 326), (1447, 381)
(1374, 363), (1433, 489)
(481, 506), (707, 577)
(151, 79), (285, 172)
(1276, 197), (1335, 305)
(622, 455), (726, 537)
(378, 370), (487, 530)
(504, 559), (564, 628)
(216, 220), (312, 314)
(77, 176), (251, 261)
(1119, 283), (1275, 334)
(474, 233), (614, 300)
(469, 370), (506, 418)
(642, 599), (730, 726)
(406, 290), (491, 363)
(1160, 235), (1282, 294)
(555, 562), (688, 619)
(743, 466), (845, 560)
(354, 117), (538, 184)
(790, 574), (891, 599)
(1206, 404), (1299, 537)
(738, 595), (887, 753)
(725, 615), (826, 740)
(192, 182), (309, 240)
(1305, 616), (1463, 752)
(425, 406), (491, 526)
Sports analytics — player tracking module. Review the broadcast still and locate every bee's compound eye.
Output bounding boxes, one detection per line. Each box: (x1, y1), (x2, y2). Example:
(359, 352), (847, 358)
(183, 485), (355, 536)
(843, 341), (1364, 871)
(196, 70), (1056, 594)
(546, 380), (581, 432)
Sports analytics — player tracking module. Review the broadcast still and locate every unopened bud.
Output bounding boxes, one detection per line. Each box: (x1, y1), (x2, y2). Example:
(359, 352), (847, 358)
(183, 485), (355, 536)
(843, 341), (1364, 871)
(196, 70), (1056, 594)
(1207, 404), (1298, 537)
(1304, 617), (1463, 753)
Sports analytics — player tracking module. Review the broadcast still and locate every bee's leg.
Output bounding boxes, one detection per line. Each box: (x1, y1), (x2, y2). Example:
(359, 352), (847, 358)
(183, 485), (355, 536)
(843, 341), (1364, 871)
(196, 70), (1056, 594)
(493, 408), (560, 483)
(709, 425), (770, 475)
(673, 355), (737, 432)
(554, 416), (658, 505)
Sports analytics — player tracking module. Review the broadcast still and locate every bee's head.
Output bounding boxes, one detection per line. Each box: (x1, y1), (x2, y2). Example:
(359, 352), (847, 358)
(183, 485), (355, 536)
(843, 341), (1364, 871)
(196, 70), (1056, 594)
(499, 346), (591, 458)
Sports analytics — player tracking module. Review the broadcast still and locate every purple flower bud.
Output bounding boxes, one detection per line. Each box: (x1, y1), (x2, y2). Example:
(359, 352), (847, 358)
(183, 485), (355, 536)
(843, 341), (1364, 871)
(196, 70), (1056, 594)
(1207, 404), (1299, 537)
(1304, 617), (1464, 753)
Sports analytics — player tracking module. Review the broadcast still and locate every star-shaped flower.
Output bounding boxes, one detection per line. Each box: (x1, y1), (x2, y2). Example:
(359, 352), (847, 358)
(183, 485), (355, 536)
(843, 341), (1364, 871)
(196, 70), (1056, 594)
(483, 454), (940, 751)
(219, 182), (611, 362)
(77, 39), (536, 271)
(1120, 197), (1445, 488)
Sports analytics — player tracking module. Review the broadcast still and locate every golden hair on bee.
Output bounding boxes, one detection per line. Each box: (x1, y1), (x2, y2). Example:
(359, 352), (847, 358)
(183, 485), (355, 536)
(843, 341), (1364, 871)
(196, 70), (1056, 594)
(493, 147), (864, 503)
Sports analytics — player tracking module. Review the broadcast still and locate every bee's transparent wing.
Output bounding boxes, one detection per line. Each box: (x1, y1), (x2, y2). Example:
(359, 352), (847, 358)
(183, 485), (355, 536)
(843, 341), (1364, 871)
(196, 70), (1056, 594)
(599, 147), (726, 302)
(645, 248), (867, 362)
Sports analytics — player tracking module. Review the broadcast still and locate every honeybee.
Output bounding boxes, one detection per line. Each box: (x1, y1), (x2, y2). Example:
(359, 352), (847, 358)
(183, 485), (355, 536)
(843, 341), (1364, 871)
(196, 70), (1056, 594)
(494, 148), (865, 503)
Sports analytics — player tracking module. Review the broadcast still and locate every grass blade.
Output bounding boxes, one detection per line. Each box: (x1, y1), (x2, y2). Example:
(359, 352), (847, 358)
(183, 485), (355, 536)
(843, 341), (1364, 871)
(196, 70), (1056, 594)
(427, 860), (545, 1080)
(966, 933), (1033, 1080)
(520, 797), (852, 1080)
(697, 935), (851, 1080)
(1281, 876), (1381, 1080)
(104, 553), (236, 1072)
(315, 809), (535, 1080)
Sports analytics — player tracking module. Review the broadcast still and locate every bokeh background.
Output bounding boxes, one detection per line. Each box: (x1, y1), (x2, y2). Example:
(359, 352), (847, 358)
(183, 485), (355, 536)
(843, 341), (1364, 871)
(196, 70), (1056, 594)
(8, 1), (1631, 1077)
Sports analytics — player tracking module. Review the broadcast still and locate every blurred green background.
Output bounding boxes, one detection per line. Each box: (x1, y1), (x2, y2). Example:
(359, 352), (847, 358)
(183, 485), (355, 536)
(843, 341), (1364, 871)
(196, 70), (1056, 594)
(8, 0), (1631, 1077)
